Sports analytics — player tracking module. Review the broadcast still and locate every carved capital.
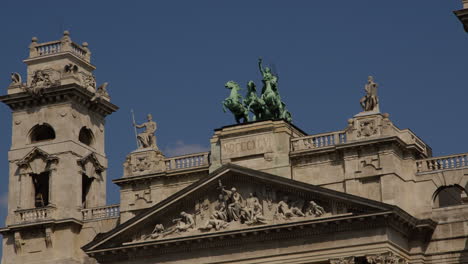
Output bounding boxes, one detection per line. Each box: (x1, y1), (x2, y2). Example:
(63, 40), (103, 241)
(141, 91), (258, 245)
(366, 252), (408, 264)
(330, 256), (355, 264)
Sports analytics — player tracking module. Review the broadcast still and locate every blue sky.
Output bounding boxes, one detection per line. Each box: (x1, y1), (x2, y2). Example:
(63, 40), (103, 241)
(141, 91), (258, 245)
(1, 0), (468, 259)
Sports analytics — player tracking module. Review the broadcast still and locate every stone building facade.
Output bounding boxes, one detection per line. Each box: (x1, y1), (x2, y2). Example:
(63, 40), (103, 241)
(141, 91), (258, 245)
(1, 3), (468, 264)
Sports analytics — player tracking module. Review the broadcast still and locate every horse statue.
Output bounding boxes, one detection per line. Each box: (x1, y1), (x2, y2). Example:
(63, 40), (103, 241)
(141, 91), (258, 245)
(222, 81), (249, 123)
(279, 102), (292, 123)
(244, 81), (266, 121)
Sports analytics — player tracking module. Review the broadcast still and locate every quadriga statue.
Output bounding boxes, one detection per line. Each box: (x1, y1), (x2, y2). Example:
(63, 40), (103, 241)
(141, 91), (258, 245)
(223, 58), (292, 124)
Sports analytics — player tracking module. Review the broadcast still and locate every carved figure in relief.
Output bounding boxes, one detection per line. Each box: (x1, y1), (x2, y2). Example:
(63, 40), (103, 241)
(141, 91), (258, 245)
(276, 196), (304, 219)
(305, 201), (325, 217)
(146, 224), (165, 240)
(31, 70), (52, 88)
(134, 114), (158, 149)
(212, 194), (228, 221)
(246, 199), (267, 225)
(165, 212), (195, 236)
(360, 76), (379, 112)
(10, 72), (22, 86)
(199, 216), (229, 231)
(96, 82), (109, 97)
(222, 186), (245, 221)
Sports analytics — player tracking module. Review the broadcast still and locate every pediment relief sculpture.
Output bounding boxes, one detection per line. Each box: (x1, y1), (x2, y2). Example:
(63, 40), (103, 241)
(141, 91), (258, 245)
(84, 165), (436, 253)
(129, 178), (333, 243)
(16, 148), (58, 175)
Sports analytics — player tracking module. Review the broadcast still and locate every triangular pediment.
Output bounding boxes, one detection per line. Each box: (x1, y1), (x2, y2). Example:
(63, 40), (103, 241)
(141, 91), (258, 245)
(78, 152), (105, 179)
(83, 164), (433, 253)
(16, 147), (58, 174)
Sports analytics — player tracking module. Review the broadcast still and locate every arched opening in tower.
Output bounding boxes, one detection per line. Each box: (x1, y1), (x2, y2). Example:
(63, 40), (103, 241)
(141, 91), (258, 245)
(30, 124), (56, 143)
(79, 127), (94, 146)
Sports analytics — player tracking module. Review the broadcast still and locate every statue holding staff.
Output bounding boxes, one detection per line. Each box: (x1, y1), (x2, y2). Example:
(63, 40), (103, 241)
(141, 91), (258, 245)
(360, 76), (379, 112)
(133, 113), (158, 149)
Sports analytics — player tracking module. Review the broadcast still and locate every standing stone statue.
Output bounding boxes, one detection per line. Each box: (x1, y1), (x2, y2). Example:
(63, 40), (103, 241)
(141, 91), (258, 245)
(134, 114), (157, 149)
(360, 76), (379, 112)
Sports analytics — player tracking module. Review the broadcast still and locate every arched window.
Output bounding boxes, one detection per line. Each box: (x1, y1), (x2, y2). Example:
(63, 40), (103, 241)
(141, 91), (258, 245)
(433, 185), (468, 208)
(30, 124), (56, 143)
(79, 127), (94, 146)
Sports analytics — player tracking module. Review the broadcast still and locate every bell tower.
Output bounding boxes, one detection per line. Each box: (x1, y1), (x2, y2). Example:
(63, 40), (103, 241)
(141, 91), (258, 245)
(0, 31), (118, 263)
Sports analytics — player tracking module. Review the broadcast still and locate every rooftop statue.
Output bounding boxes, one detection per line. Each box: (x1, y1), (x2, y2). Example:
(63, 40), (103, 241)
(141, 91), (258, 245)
(223, 58), (292, 123)
(133, 113), (158, 149)
(360, 76), (379, 112)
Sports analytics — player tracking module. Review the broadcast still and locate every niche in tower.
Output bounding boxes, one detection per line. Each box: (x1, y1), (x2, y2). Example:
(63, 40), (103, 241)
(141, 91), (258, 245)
(82, 174), (94, 208)
(31, 172), (50, 207)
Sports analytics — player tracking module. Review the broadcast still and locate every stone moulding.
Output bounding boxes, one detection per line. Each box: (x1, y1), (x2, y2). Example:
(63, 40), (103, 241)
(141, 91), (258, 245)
(0, 84), (118, 117)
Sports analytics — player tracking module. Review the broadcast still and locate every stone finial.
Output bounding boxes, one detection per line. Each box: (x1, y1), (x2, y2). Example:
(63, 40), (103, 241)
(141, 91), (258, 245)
(82, 42), (88, 47)
(63, 30), (70, 36)
(31, 37), (38, 43)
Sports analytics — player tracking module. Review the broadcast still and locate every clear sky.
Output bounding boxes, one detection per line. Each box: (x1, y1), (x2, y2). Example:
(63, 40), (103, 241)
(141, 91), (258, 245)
(1, 0), (468, 259)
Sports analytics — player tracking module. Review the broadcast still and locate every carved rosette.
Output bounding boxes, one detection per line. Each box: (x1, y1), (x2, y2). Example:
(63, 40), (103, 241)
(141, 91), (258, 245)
(366, 252), (408, 264)
(329, 256), (355, 264)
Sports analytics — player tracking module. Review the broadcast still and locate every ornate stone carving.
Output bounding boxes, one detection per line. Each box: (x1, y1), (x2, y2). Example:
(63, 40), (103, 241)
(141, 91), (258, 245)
(77, 153), (105, 179)
(275, 195), (305, 219)
(14, 231), (23, 254)
(134, 114), (158, 149)
(366, 252), (408, 264)
(360, 76), (379, 112)
(199, 216), (229, 231)
(329, 256), (355, 264)
(91, 82), (110, 102)
(165, 212), (195, 236)
(82, 73), (96, 90)
(123, 148), (166, 177)
(26, 69), (60, 96)
(10, 72), (22, 87)
(45, 227), (53, 248)
(64, 63), (79, 74)
(136, 180), (329, 242)
(16, 148), (59, 175)
(305, 200), (325, 217)
(357, 119), (378, 138)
